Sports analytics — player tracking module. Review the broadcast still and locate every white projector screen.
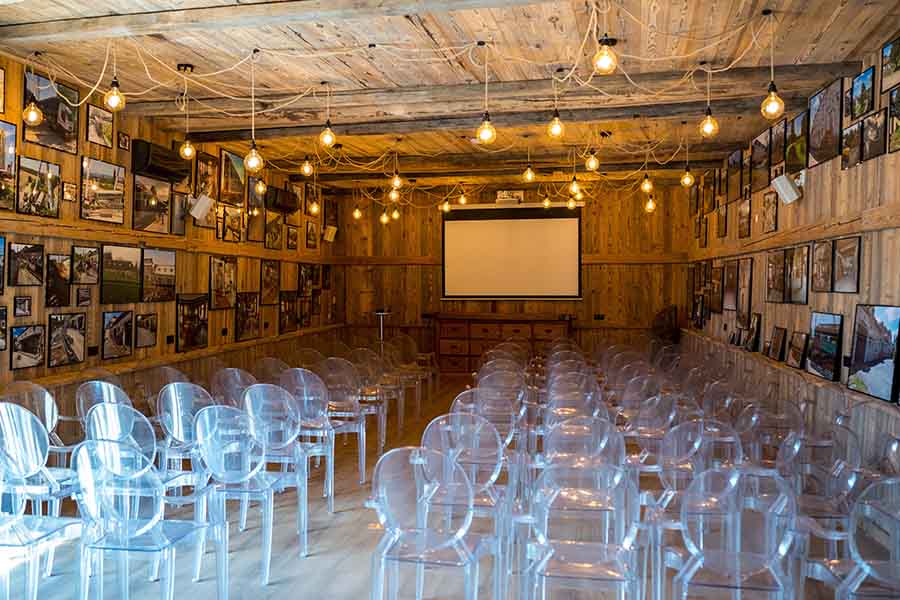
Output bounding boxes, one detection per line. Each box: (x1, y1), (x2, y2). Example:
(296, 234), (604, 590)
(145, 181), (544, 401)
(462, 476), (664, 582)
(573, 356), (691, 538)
(443, 209), (581, 298)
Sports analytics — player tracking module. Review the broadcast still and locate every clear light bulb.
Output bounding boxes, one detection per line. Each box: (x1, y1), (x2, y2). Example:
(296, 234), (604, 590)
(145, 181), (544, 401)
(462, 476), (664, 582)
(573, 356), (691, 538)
(379, 211), (390, 225)
(680, 168), (695, 188)
(476, 112), (497, 144)
(301, 157), (314, 176)
(255, 179), (267, 196)
(569, 176), (580, 195)
(761, 82), (785, 120)
(574, 190), (584, 201)
(391, 172), (402, 189)
(309, 200), (320, 215)
(23, 101), (43, 126)
(644, 195), (657, 213)
(592, 38), (618, 75)
(585, 153), (599, 171)
(388, 188), (400, 202)
(641, 174), (654, 194)
(542, 196), (551, 208)
(699, 107), (720, 139)
(103, 77), (126, 112)
(319, 120), (336, 147)
(352, 206), (363, 220)
(441, 200), (451, 213)
(567, 197), (577, 209)
(458, 193), (467, 205)
(243, 141), (265, 175)
(523, 165), (535, 182)
(179, 139), (195, 160)
(391, 208), (400, 220)
(548, 110), (565, 138)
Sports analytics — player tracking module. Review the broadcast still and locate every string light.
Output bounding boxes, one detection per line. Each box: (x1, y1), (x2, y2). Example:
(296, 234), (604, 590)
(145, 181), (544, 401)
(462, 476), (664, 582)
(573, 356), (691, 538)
(243, 50), (265, 175)
(390, 171), (402, 189)
(319, 83), (337, 147)
(309, 199), (320, 215)
(388, 188), (400, 202)
(681, 167), (695, 188)
(699, 69), (719, 139)
(379, 210), (390, 225)
(567, 197), (577, 209)
(681, 125), (695, 188)
(547, 109), (565, 139)
(352, 206), (363, 220)
(760, 9), (785, 120)
(523, 165), (535, 182)
(592, 35), (618, 75)
(102, 44), (126, 112)
(441, 200), (451, 213)
(476, 43), (497, 144)
(458, 192), (468, 205)
(644, 195), (657, 213)
(542, 196), (551, 208)
(255, 179), (267, 196)
(640, 173), (654, 194)
(179, 139), (195, 160)
(585, 151), (599, 171)
(391, 207), (400, 220)
(178, 86), (194, 160)
(23, 101), (43, 127)
(301, 156), (314, 176)
(574, 190), (584, 201)
(569, 176), (580, 195)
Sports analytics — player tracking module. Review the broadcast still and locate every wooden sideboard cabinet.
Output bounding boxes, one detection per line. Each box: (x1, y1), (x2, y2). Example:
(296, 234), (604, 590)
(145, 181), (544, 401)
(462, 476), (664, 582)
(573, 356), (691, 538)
(434, 313), (573, 372)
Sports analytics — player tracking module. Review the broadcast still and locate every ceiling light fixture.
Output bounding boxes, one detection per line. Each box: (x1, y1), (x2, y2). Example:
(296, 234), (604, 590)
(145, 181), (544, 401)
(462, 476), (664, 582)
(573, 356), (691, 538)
(301, 156), (314, 177)
(699, 68), (720, 139)
(585, 150), (599, 171)
(388, 188), (400, 202)
(441, 200), (451, 213)
(523, 147), (535, 182)
(243, 50), (265, 175)
(352, 206), (363, 220)
(681, 124), (695, 188)
(542, 196), (551, 208)
(379, 210), (390, 225)
(319, 82), (337, 147)
(760, 9), (785, 120)
(641, 173), (654, 194)
(476, 43), (497, 144)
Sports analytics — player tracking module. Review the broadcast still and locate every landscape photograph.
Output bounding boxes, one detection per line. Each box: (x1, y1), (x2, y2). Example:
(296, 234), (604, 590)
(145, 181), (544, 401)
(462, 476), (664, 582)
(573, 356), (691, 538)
(48, 312), (85, 367)
(81, 157), (125, 224)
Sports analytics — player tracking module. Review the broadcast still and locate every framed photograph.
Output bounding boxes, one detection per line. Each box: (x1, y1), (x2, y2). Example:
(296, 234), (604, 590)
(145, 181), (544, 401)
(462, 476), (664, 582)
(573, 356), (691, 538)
(785, 111), (808, 175)
(102, 310), (133, 360)
(23, 71), (79, 154)
(279, 291), (299, 334)
(176, 294), (209, 353)
(71, 246), (99, 284)
(881, 35), (900, 93)
(141, 248), (176, 302)
(808, 79), (843, 169)
(171, 192), (188, 235)
(770, 119), (786, 169)
(86, 104), (113, 148)
(48, 312), (86, 368)
(0, 68), (4, 113)
(0, 237), (5, 295)
(786, 245), (809, 304)
(209, 255), (237, 310)
(133, 174), (171, 233)
(726, 149), (742, 203)
(45, 253), (71, 308)
(17, 156), (60, 218)
(750, 129), (770, 192)
(246, 178), (266, 242)
(100, 244), (142, 304)
(322, 265), (332, 290)
(218, 205), (242, 242)
(260, 259), (280, 305)
(80, 157), (125, 224)
(851, 67), (875, 121)
(693, 213), (701, 239)
(862, 108), (887, 161)
(786, 331), (809, 369)
(311, 264), (322, 288)
(0, 307), (6, 352)
(10, 325), (44, 370)
(807, 312), (843, 382)
(135, 313), (158, 348)
(761, 192), (778, 235)
(702, 180), (715, 214)
(716, 204), (727, 238)
(117, 131), (130, 151)
(699, 216), (708, 248)
(299, 298), (311, 328)
(743, 313), (761, 352)
(219, 150), (245, 207)
(265, 211), (283, 250)
(0, 120), (17, 211)
(890, 88), (900, 153)
(833, 236), (861, 293)
(311, 288), (322, 316)
(8, 242), (44, 287)
(235, 292), (261, 342)
(194, 151), (218, 201)
(736, 257), (753, 328)
(766, 250), (785, 303)
(723, 260), (738, 311)
(849, 304), (900, 402)
(842, 122), (863, 169)
(738, 196), (751, 239)
(769, 326), (787, 361)
(298, 263), (312, 297)
(287, 225), (299, 249)
(63, 182), (76, 202)
(689, 185), (699, 216)
(811, 240), (834, 293)
(14, 296), (32, 317)
(76, 287), (91, 307)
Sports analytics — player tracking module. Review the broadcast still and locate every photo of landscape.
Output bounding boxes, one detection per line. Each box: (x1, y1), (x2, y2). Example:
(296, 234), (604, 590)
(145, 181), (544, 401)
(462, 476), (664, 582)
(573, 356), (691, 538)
(133, 174), (171, 233)
(101, 244), (141, 304)
(0, 120), (16, 210)
(48, 312), (85, 367)
(17, 156), (60, 218)
(81, 157), (125, 224)
(849, 305), (900, 402)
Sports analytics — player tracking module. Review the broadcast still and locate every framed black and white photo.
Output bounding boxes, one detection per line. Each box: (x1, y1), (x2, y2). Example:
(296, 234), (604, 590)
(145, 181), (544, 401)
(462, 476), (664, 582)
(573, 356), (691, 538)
(279, 291), (298, 334)
(80, 157), (126, 224)
(306, 221), (318, 250)
(14, 296), (32, 317)
(117, 131), (130, 151)
(862, 108), (887, 161)
(763, 191), (778, 234)
(766, 250), (785, 303)
(86, 104), (113, 148)
(848, 304), (900, 402)
(209, 255), (237, 310)
(102, 310), (133, 360)
(769, 326), (787, 361)
(807, 312), (843, 382)
(71, 246), (99, 284)
(194, 151), (218, 202)
(8, 242), (44, 287)
(135, 313), (158, 348)
(10, 324), (44, 370)
(808, 79), (843, 169)
(23, 71), (79, 154)
(812, 240), (833, 293)
(17, 156), (60, 218)
(0, 120), (17, 211)
(786, 331), (809, 369)
(63, 182), (76, 202)
(176, 294), (208, 353)
(45, 253), (71, 308)
(235, 292), (261, 342)
(100, 244), (142, 304)
(218, 205), (242, 242)
(287, 225), (299, 249)
(736, 257), (753, 328)
(133, 174), (171, 234)
(265, 211), (283, 250)
(260, 259), (280, 305)
(786, 245), (809, 304)
(76, 287), (91, 307)
(141, 248), (176, 302)
(833, 236), (861, 293)
(48, 312), (85, 368)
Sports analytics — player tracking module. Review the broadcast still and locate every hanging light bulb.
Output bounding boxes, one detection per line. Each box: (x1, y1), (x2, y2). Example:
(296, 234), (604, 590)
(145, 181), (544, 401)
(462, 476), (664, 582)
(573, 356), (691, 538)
(244, 141), (265, 175)
(352, 206), (363, 220)
(103, 77), (126, 112)
(592, 34), (619, 75)
(681, 167), (695, 188)
(542, 196), (551, 208)
(476, 112), (497, 144)
(390, 171), (403, 189)
(574, 190), (584, 201)
(379, 210), (390, 225)
(761, 82), (785, 120)
(699, 107), (720, 139)
(309, 200), (320, 215)
(585, 151), (599, 171)
(644, 195), (657, 214)
(23, 101), (43, 127)
(244, 53), (265, 175)
(567, 197), (577, 210)
(301, 157), (314, 177)
(391, 208), (400, 220)
(547, 109), (565, 139)
(179, 139), (195, 160)
(523, 165), (535, 182)
(458, 192), (467, 205)
(255, 179), (268, 196)
(640, 174), (654, 194)
(441, 200), (451, 213)
(569, 176), (580, 195)
(319, 120), (336, 147)
(388, 188), (400, 202)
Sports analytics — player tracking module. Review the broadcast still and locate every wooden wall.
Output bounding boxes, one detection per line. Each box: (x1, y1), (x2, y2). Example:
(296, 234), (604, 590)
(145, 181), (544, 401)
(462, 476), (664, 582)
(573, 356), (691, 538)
(0, 54), (345, 389)
(337, 184), (691, 353)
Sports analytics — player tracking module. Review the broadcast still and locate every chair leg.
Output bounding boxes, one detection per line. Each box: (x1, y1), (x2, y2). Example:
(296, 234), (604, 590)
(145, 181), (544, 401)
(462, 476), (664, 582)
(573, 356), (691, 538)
(239, 482), (249, 532)
(117, 549), (130, 600)
(78, 546), (90, 600)
(26, 548), (39, 600)
(378, 402), (387, 456)
(326, 431), (336, 513)
(387, 560), (400, 600)
(358, 422), (367, 484)
(44, 498), (61, 577)
(371, 554), (386, 600)
(160, 548), (175, 600)
(415, 563), (425, 600)
(193, 494), (208, 582)
(215, 520), (230, 600)
(397, 389), (405, 433)
(261, 491), (274, 585)
(297, 456), (309, 558)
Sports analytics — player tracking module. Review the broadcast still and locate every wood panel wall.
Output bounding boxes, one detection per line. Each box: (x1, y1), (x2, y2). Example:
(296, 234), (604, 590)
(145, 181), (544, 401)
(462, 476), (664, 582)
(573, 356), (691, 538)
(0, 54), (345, 388)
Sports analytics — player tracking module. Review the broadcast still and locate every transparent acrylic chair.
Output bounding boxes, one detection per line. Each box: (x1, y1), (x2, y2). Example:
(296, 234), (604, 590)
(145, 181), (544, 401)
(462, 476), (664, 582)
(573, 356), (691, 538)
(156, 382), (217, 474)
(450, 389), (477, 414)
(84, 402), (158, 464)
(194, 405), (284, 585)
(75, 381), (133, 423)
(313, 358), (369, 484)
(0, 447), (80, 600)
(242, 383), (310, 556)
(73, 439), (228, 600)
(376, 341), (426, 419)
(348, 349), (390, 454)
(673, 467), (798, 600)
(134, 366), (190, 421)
(210, 368), (258, 407)
(391, 333), (439, 401)
(252, 357), (290, 385)
(366, 446), (495, 600)
(293, 348), (326, 369)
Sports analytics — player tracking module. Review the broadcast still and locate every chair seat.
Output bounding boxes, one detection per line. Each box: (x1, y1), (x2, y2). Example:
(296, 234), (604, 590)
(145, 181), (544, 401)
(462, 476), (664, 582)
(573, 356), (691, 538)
(531, 540), (632, 583)
(682, 551), (784, 592)
(798, 494), (850, 520)
(0, 516), (81, 548)
(384, 531), (495, 567)
(215, 471), (285, 495)
(808, 558), (900, 597)
(87, 519), (205, 553)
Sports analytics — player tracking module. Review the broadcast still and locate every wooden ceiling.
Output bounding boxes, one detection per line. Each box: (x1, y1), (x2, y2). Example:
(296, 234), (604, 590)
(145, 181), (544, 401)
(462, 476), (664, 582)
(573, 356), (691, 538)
(1, 0), (897, 185)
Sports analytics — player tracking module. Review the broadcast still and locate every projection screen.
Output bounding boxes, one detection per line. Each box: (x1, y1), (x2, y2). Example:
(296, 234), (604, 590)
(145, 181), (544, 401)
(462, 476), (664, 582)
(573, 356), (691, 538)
(442, 207), (581, 298)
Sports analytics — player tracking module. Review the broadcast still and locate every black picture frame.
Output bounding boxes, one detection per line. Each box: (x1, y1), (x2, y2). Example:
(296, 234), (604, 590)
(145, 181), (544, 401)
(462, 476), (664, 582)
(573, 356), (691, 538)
(141, 248), (176, 302)
(218, 205), (243, 242)
(133, 174), (171, 234)
(194, 151), (219, 201)
(807, 78), (843, 169)
(101, 310), (133, 360)
(769, 326), (787, 361)
(0, 120), (17, 212)
(0, 307), (6, 352)
(786, 245), (809, 305)
(736, 257), (753, 328)
(10, 324), (45, 371)
(889, 88), (900, 153)
(17, 156), (61, 218)
(235, 292), (261, 342)
(862, 108), (887, 161)
(176, 294), (209, 353)
(8, 242), (44, 287)
(726, 149), (742, 203)
(842, 122), (863, 169)
(209, 255), (237, 310)
(135, 313), (158, 349)
(100, 244), (142, 305)
(785, 111), (809, 175)
(833, 236), (861, 294)
(850, 67), (875, 121)
(23, 71), (79, 154)
(716, 204), (727, 238)
(766, 250), (786, 303)
(48, 312), (86, 368)
(86, 104), (114, 148)
(219, 149), (246, 207)
(723, 260), (738, 311)
(750, 128), (770, 192)
(265, 211), (283, 250)
(80, 157), (126, 224)
(807, 311), (843, 382)
(279, 291), (299, 334)
(738, 196), (751, 239)
(260, 259), (280, 305)
(287, 225), (299, 250)
(71, 246), (99, 285)
(848, 304), (900, 403)
(14, 296), (32, 317)
(45, 253), (71, 308)
(786, 331), (809, 369)
(880, 34), (900, 93)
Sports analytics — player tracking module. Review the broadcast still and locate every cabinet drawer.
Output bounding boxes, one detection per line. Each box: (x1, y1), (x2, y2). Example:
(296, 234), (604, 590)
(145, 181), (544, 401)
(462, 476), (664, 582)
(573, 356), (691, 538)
(470, 323), (502, 339)
(440, 339), (469, 355)
(534, 323), (568, 340)
(469, 339), (498, 357)
(439, 322), (469, 338)
(501, 324), (532, 339)
(439, 355), (470, 372)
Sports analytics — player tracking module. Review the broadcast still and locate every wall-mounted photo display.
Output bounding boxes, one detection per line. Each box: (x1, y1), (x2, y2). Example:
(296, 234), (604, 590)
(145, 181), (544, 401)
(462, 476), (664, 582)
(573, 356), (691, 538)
(699, 216), (708, 248)
(843, 76), (853, 124)
(260, 259), (280, 305)
(299, 264), (313, 296)
(48, 312), (85, 368)
(743, 313), (761, 352)
(310, 264), (322, 288)
(102, 310), (132, 360)
(736, 257), (753, 328)
(219, 149), (245, 207)
(86, 104), (113, 148)
(750, 129), (770, 192)
(71, 246), (99, 284)
(246, 178), (266, 242)
(851, 66), (875, 120)
(723, 260), (738, 311)
(299, 297), (311, 328)
(265, 211), (283, 250)
(881, 34), (900, 93)
(218, 205), (242, 242)
(279, 291), (298, 334)
(101, 244), (142, 304)
(785, 245), (809, 304)
(766, 250), (786, 303)
(0, 307), (6, 351)
(848, 304), (900, 403)
(8, 242), (44, 287)
(769, 326), (787, 361)
(716, 204), (727, 238)
(210, 255), (237, 310)
(741, 148), (751, 197)
(693, 213), (701, 239)
(738, 196), (751, 239)
(786, 331), (809, 369)
(808, 78), (843, 169)
(702, 180), (715, 214)
(11, 324), (44, 370)
(176, 294), (208, 353)
(0, 237), (6, 295)
(841, 122), (863, 169)
(762, 191), (778, 234)
(709, 266), (724, 314)
(194, 151), (219, 202)
(81, 157), (126, 224)
(235, 292), (260, 342)
(890, 88), (900, 153)
(14, 296), (32, 317)
(135, 313), (158, 348)
(45, 253), (71, 308)
(141, 248), (176, 302)
(807, 312), (844, 382)
(171, 192), (188, 235)
(322, 265), (332, 290)
(0, 120), (17, 211)
(769, 119), (786, 172)
(785, 111), (809, 175)
(812, 240), (833, 293)
(17, 156), (60, 218)
(133, 174), (171, 233)
(833, 236), (861, 293)
(287, 225), (299, 250)
(862, 108), (887, 161)
(691, 294), (705, 328)
(76, 287), (91, 307)
(63, 182), (76, 202)
(117, 132), (130, 151)
(23, 71), (79, 154)
(306, 222), (319, 250)
(726, 149), (742, 203)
